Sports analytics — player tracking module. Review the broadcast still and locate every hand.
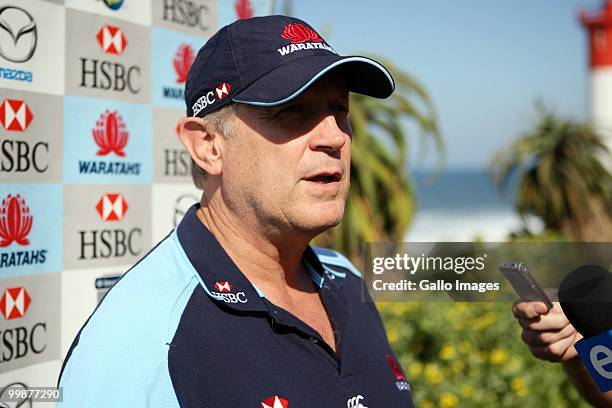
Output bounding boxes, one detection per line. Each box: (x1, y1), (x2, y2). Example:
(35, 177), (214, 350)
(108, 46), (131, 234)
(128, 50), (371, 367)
(512, 301), (583, 362)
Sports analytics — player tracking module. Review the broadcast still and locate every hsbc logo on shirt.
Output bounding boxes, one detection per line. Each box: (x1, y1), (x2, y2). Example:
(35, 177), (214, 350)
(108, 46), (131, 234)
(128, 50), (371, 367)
(210, 280), (247, 303)
(260, 395), (288, 408)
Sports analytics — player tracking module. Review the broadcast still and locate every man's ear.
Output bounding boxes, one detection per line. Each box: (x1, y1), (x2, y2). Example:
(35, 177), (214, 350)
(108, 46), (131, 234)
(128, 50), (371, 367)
(178, 116), (224, 176)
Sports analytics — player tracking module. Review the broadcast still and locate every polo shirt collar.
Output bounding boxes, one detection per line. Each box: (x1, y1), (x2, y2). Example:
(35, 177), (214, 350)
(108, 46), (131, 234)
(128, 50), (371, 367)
(176, 204), (343, 316)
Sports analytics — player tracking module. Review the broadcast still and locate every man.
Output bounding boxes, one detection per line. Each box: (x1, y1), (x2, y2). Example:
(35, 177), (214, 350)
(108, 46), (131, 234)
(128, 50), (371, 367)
(513, 302), (612, 406)
(58, 16), (414, 407)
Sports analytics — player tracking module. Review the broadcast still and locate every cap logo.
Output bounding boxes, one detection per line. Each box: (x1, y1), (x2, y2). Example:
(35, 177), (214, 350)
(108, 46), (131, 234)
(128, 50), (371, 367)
(281, 23), (321, 44)
(215, 83), (231, 99)
(277, 23), (335, 56)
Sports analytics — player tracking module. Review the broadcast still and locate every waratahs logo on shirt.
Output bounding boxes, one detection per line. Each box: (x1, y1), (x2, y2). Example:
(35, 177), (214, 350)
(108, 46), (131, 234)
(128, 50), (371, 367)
(78, 110), (141, 176)
(0, 287), (31, 320)
(0, 99), (33, 131)
(96, 25), (127, 55)
(0, 193), (48, 269)
(261, 395), (289, 408)
(173, 43), (195, 84)
(96, 193), (128, 222)
(235, 0), (253, 19)
(386, 354), (410, 391)
(277, 24), (335, 56)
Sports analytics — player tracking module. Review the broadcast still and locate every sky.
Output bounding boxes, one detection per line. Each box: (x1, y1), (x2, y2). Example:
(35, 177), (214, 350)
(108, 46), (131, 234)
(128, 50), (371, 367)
(283, 0), (604, 170)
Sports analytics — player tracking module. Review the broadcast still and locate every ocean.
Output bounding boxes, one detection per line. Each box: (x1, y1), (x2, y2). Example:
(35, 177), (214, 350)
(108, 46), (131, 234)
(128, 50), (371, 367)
(404, 169), (538, 241)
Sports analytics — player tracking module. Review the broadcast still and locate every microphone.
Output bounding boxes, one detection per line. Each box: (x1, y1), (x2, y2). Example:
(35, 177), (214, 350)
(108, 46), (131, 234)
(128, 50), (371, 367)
(559, 265), (612, 393)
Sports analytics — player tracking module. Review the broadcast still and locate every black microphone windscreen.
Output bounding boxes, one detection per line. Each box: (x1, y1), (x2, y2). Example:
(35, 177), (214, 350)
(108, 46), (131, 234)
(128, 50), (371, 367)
(558, 265), (612, 337)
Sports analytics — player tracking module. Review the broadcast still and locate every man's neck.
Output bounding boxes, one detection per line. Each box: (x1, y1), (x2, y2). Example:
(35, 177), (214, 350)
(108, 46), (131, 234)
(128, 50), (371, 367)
(195, 201), (315, 295)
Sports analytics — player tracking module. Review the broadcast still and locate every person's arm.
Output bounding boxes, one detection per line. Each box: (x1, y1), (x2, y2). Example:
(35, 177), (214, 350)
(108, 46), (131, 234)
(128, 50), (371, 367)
(512, 301), (612, 407)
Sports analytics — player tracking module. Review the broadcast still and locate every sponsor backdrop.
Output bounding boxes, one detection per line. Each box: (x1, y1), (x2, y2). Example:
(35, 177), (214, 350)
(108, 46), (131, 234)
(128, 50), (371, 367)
(0, 0), (273, 398)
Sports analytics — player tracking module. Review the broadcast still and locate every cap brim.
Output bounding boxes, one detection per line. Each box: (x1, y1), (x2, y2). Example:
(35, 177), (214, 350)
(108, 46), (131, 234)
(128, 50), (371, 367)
(232, 55), (395, 106)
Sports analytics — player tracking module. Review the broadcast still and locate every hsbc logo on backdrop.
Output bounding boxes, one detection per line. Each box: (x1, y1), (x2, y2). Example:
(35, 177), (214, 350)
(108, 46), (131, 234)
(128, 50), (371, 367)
(0, 99), (32, 131)
(0, 284), (49, 367)
(162, 0), (211, 32)
(277, 24), (335, 56)
(0, 99), (50, 175)
(0, 194), (47, 269)
(78, 192), (142, 261)
(0, 287), (31, 320)
(260, 395), (289, 408)
(96, 193), (128, 221)
(96, 25), (127, 55)
(78, 110), (142, 176)
(79, 23), (141, 95)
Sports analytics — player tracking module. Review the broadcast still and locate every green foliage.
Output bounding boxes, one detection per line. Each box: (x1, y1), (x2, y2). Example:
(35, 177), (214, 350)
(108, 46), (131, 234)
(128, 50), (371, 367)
(491, 102), (611, 236)
(378, 301), (588, 408)
(314, 56), (443, 260)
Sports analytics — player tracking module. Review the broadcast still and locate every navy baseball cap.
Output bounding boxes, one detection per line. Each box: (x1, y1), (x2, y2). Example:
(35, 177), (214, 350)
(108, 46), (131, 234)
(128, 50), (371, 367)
(185, 15), (395, 117)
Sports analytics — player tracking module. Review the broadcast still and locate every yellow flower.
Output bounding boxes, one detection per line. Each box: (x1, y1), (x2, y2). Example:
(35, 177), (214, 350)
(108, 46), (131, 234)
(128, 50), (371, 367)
(421, 400), (435, 408)
(387, 328), (399, 343)
(408, 362), (423, 378)
(458, 341), (472, 354)
(424, 363), (443, 385)
(439, 345), (456, 360)
(473, 312), (497, 330)
(490, 349), (509, 365)
(461, 384), (474, 398)
(440, 391), (459, 408)
(511, 377), (528, 397)
(451, 360), (464, 373)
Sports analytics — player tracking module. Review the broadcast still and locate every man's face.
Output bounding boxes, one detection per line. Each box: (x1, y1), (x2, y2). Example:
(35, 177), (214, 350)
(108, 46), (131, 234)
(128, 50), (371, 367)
(221, 72), (352, 237)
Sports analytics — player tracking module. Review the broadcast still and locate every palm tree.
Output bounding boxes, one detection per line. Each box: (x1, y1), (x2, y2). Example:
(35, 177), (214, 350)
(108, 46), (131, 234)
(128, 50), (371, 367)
(314, 57), (444, 262)
(492, 103), (612, 241)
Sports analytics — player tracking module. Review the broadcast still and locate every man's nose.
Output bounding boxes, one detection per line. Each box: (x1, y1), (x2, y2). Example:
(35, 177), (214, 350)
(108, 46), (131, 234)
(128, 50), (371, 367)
(308, 114), (347, 153)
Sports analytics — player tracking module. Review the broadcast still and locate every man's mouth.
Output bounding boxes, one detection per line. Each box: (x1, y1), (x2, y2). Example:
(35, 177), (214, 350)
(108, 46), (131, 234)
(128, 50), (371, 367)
(303, 170), (342, 184)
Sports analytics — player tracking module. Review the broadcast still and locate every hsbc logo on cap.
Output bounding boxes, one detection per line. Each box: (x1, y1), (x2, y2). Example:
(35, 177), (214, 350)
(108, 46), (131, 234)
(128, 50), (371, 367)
(215, 83), (231, 99)
(0, 287), (31, 320)
(96, 25), (127, 55)
(96, 193), (128, 221)
(213, 281), (232, 293)
(261, 395), (289, 408)
(192, 82), (231, 116)
(0, 99), (33, 131)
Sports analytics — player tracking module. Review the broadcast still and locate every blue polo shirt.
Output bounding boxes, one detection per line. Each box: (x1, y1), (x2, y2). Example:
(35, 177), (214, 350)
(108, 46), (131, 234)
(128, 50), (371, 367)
(58, 205), (414, 407)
